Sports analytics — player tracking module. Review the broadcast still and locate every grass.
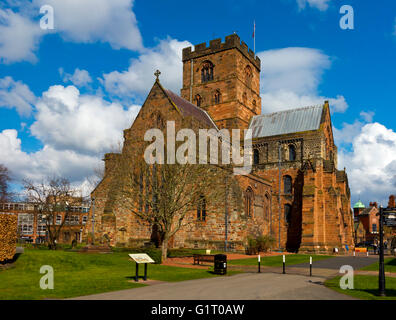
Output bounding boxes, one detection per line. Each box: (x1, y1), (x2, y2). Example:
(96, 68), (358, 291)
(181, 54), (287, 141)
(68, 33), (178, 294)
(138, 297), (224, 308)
(360, 257), (396, 273)
(228, 254), (333, 266)
(325, 275), (396, 300)
(0, 249), (239, 300)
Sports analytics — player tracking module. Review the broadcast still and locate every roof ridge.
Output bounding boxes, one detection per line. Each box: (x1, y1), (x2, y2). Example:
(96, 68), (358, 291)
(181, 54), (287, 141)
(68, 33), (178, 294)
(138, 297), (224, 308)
(256, 104), (323, 118)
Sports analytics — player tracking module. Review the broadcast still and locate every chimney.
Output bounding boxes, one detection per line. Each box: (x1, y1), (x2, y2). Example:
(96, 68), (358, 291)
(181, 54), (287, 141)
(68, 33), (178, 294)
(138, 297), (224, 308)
(388, 195), (395, 208)
(369, 202), (378, 208)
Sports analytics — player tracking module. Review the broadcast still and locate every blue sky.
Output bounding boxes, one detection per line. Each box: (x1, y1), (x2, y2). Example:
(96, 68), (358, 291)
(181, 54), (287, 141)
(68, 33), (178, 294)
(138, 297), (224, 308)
(0, 0), (395, 205)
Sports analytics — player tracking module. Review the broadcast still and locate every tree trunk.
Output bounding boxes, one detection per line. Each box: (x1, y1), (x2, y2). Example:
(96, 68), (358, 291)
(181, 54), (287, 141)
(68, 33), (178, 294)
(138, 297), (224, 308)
(161, 239), (168, 263)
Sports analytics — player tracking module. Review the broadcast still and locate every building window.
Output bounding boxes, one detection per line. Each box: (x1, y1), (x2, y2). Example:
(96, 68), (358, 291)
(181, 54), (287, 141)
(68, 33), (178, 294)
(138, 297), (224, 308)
(197, 195), (206, 221)
(372, 224), (377, 233)
(265, 193), (270, 220)
(214, 90), (221, 104)
(82, 216), (88, 225)
(195, 94), (202, 107)
(253, 148), (260, 165)
(284, 204), (292, 224)
(245, 187), (254, 217)
(201, 61), (214, 82)
(252, 99), (257, 111)
(289, 145), (296, 161)
(283, 175), (292, 194)
(242, 92), (247, 105)
(245, 65), (253, 86)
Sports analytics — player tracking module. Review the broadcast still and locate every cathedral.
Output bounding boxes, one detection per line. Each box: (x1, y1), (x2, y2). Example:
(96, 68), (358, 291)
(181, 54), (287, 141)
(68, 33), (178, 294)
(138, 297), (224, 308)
(88, 34), (354, 253)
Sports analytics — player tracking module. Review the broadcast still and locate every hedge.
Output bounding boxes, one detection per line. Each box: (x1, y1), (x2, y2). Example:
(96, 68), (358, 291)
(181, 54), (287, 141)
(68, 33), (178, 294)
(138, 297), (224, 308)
(0, 213), (17, 262)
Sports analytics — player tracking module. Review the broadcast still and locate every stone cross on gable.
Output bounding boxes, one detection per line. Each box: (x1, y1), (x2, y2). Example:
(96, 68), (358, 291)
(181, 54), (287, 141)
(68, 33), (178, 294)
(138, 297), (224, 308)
(154, 70), (161, 81)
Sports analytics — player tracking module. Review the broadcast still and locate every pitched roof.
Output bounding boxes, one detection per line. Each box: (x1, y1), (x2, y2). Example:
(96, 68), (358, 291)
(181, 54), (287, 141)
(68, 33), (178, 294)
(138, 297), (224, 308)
(165, 89), (218, 130)
(249, 105), (324, 139)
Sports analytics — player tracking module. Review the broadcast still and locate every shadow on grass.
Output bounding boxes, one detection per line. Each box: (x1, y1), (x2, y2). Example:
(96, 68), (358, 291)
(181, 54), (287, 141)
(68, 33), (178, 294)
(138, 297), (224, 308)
(0, 253), (22, 266)
(362, 289), (396, 298)
(388, 259), (396, 266)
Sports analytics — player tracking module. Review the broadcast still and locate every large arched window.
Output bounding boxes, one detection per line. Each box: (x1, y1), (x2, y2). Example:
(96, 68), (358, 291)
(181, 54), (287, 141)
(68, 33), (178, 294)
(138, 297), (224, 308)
(245, 187), (254, 217)
(284, 204), (292, 224)
(289, 145), (296, 161)
(283, 175), (292, 194)
(253, 148), (260, 165)
(195, 94), (202, 107)
(197, 195), (206, 221)
(214, 90), (221, 104)
(201, 61), (214, 83)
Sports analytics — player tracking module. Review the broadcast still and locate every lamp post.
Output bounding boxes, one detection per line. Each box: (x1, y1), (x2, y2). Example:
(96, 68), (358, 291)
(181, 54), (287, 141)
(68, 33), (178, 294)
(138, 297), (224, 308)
(91, 197), (95, 245)
(378, 205), (386, 296)
(224, 175), (228, 252)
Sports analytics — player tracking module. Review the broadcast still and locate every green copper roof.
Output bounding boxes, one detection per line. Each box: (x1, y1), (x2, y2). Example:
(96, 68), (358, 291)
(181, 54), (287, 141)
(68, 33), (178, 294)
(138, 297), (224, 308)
(353, 200), (366, 209)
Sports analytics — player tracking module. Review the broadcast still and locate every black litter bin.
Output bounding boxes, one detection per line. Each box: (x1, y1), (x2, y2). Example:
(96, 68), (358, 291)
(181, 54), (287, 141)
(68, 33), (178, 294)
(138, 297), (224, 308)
(214, 254), (227, 275)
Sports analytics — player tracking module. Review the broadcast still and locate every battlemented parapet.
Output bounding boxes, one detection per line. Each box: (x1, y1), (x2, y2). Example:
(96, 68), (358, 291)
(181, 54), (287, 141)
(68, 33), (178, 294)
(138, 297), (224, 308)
(182, 34), (261, 71)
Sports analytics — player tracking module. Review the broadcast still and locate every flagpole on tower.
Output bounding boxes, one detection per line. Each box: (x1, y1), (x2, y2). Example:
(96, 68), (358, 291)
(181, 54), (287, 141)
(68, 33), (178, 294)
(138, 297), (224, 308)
(253, 20), (256, 54)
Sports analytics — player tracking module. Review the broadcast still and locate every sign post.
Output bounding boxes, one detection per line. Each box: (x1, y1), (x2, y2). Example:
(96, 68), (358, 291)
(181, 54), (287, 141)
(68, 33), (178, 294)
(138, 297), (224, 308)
(129, 253), (155, 282)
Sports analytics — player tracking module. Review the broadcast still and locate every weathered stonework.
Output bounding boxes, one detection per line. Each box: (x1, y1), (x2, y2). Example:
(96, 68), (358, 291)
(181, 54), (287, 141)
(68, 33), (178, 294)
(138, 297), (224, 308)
(87, 34), (354, 253)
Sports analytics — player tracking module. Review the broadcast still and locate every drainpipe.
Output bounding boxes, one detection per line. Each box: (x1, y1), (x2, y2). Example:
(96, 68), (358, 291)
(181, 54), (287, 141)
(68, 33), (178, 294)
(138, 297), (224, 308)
(278, 143), (282, 250)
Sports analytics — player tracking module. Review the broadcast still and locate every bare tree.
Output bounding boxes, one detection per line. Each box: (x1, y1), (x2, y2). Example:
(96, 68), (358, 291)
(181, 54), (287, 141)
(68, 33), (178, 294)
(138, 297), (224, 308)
(23, 177), (81, 249)
(0, 164), (11, 203)
(113, 143), (234, 261)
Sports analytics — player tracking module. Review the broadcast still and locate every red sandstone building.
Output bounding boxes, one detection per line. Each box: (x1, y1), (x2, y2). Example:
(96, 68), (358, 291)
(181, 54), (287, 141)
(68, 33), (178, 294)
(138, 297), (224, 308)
(88, 34), (355, 253)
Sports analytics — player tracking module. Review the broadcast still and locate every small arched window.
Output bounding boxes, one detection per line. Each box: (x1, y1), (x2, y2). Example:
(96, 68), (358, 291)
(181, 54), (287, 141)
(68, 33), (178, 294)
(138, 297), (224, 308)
(214, 90), (221, 104)
(284, 204), (292, 224)
(245, 187), (254, 217)
(201, 61), (214, 83)
(197, 195), (206, 221)
(245, 65), (253, 86)
(195, 94), (202, 107)
(242, 92), (247, 105)
(253, 148), (260, 165)
(289, 145), (296, 161)
(283, 175), (292, 194)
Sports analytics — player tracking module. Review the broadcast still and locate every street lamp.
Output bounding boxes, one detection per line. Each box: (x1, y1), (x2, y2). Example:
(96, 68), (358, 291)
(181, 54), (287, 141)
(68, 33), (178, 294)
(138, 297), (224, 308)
(378, 205), (386, 297)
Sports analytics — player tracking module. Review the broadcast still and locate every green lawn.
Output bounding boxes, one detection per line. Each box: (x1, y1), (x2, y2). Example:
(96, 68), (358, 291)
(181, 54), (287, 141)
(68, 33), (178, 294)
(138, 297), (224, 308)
(228, 254), (333, 266)
(360, 257), (396, 273)
(0, 249), (239, 300)
(325, 275), (396, 300)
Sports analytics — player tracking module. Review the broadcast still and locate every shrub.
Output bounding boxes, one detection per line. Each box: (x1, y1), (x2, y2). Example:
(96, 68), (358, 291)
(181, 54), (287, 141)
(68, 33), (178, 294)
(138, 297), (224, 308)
(246, 235), (275, 255)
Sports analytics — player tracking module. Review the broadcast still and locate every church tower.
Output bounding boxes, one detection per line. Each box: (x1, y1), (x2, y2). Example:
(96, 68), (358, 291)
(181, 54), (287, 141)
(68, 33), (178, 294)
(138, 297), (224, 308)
(180, 34), (261, 130)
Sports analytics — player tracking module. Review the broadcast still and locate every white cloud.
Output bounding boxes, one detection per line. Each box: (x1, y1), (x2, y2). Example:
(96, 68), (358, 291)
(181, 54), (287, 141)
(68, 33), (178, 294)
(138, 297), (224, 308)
(0, 83), (141, 195)
(338, 122), (396, 205)
(0, 0), (143, 64)
(103, 38), (192, 99)
(257, 47), (348, 113)
(0, 76), (36, 116)
(0, 8), (42, 63)
(34, 0), (143, 51)
(60, 68), (92, 87)
(296, 0), (330, 11)
(30, 85), (140, 155)
(0, 129), (101, 194)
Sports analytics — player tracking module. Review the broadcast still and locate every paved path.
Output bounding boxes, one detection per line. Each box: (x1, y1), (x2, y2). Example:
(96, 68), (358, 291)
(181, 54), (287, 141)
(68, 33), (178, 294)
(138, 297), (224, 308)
(72, 272), (354, 300)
